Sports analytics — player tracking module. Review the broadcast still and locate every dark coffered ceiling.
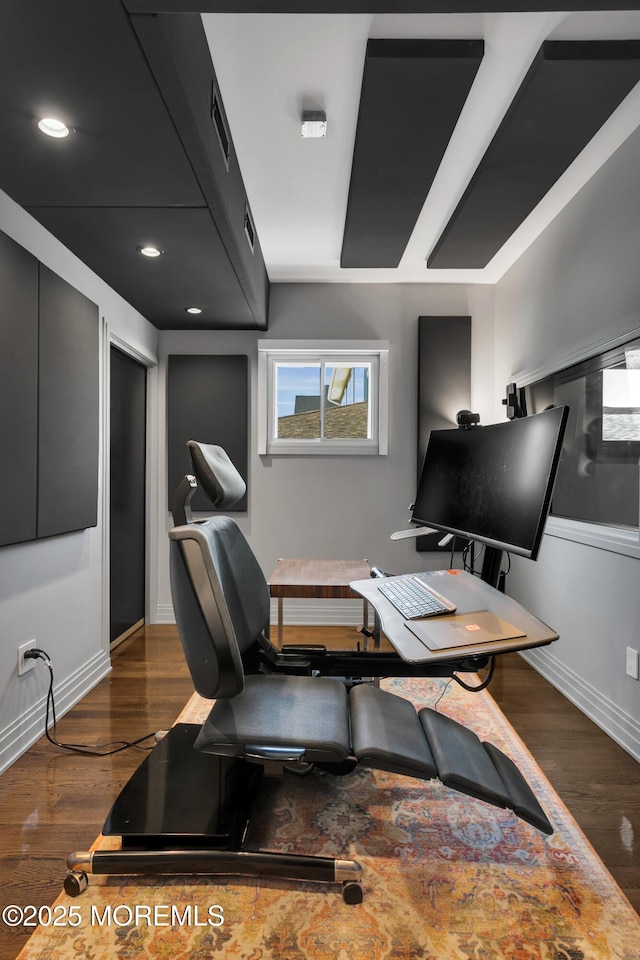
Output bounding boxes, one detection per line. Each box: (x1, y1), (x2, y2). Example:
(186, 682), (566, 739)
(0, 0), (268, 330)
(1, 2), (640, 328)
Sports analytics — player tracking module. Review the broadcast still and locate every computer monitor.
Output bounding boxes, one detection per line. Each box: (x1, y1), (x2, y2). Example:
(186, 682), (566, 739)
(411, 405), (569, 586)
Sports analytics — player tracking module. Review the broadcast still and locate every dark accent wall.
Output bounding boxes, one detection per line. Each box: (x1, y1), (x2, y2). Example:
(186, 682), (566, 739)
(167, 355), (248, 512)
(416, 315), (471, 552)
(0, 229), (99, 547)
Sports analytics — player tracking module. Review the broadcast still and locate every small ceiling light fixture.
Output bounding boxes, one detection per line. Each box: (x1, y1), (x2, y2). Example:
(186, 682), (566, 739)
(37, 117), (71, 139)
(137, 245), (163, 258)
(185, 306), (202, 315)
(301, 110), (327, 139)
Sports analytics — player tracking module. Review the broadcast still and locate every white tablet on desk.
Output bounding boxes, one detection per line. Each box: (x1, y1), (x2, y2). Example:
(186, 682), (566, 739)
(405, 610), (526, 652)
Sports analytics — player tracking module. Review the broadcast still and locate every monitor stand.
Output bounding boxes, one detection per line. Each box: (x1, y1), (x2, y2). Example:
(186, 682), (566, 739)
(480, 546), (503, 589)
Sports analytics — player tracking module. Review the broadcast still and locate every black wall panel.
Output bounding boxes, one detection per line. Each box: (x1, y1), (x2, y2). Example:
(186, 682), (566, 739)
(167, 355), (248, 512)
(0, 232), (39, 546)
(37, 267), (99, 538)
(416, 315), (471, 552)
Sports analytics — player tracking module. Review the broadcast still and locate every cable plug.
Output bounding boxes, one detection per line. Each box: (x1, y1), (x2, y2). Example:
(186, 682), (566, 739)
(24, 648), (52, 667)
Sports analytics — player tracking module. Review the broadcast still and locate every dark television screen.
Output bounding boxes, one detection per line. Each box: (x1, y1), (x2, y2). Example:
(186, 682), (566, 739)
(411, 406), (569, 560)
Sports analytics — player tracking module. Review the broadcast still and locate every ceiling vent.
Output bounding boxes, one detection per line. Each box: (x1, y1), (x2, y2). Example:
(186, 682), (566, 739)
(211, 84), (230, 171)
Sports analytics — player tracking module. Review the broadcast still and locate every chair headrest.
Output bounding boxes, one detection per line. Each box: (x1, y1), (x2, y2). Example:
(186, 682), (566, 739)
(187, 441), (246, 510)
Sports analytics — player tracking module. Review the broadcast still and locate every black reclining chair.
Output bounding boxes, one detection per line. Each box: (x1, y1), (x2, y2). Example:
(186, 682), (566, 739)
(65, 514), (552, 903)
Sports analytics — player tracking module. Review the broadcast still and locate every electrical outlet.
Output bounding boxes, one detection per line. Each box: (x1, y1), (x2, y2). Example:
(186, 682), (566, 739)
(18, 640), (37, 676)
(625, 646), (639, 681)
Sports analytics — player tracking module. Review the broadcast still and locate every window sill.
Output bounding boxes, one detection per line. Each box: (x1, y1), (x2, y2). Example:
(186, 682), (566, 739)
(545, 515), (640, 559)
(264, 441), (384, 456)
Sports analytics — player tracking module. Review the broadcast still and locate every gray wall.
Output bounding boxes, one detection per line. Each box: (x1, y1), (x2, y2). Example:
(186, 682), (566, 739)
(155, 283), (496, 624)
(0, 187), (158, 773)
(494, 124), (640, 761)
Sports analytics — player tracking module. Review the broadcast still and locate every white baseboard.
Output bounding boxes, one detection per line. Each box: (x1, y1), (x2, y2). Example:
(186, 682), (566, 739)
(155, 599), (368, 628)
(521, 647), (640, 763)
(0, 651), (112, 775)
(155, 603), (177, 624)
(269, 598), (368, 627)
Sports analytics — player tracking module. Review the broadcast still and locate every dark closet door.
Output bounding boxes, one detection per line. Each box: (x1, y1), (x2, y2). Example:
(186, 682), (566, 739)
(110, 347), (147, 645)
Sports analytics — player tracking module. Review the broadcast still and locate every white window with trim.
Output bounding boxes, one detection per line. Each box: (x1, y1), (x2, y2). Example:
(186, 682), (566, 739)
(258, 341), (389, 455)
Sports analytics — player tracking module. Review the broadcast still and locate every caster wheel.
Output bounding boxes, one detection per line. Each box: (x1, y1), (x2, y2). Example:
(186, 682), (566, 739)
(64, 870), (88, 897)
(341, 880), (363, 905)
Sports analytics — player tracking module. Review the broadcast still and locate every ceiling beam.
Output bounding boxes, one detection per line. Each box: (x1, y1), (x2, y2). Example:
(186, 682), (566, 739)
(341, 39), (483, 269)
(428, 39), (640, 270)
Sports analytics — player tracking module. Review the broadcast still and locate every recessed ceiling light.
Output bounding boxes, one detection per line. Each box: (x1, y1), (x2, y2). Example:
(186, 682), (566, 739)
(37, 117), (71, 139)
(137, 245), (163, 258)
(185, 307), (202, 315)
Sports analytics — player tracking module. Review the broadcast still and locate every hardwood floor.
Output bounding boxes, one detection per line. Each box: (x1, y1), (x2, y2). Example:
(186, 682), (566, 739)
(490, 651), (640, 915)
(0, 626), (637, 959)
(0, 626), (193, 960)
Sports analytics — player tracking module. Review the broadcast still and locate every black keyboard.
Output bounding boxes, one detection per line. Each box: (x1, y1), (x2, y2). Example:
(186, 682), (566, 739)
(377, 576), (457, 620)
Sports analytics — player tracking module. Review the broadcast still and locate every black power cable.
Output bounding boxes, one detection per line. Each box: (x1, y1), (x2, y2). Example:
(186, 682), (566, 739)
(25, 648), (157, 757)
(452, 656), (496, 692)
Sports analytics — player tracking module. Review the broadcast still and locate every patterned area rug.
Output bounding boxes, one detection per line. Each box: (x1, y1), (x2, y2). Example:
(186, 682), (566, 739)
(17, 677), (640, 960)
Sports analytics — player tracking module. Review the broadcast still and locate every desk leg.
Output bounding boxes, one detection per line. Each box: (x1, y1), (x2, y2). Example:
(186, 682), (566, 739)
(278, 597), (284, 648)
(373, 608), (381, 652)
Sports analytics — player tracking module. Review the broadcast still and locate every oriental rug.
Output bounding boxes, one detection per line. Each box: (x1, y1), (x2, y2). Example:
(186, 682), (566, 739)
(16, 676), (640, 960)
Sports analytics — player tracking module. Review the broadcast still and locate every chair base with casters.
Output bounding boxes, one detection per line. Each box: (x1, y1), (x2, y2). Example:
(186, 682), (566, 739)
(65, 723), (364, 904)
(65, 696), (551, 902)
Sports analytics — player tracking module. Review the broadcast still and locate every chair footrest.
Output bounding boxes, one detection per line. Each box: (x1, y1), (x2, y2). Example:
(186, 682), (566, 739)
(419, 708), (552, 834)
(482, 741), (553, 834)
(350, 689), (552, 834)
(350, 684), (438, 780)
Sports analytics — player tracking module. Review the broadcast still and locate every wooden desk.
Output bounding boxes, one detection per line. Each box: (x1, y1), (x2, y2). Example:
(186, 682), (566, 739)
(350, 569), (558, 664)
(269, 558), (371, 646)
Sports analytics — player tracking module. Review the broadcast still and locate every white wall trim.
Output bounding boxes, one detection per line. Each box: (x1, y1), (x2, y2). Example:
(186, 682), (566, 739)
(0, 652), (112, 775)
(156, 599), (368, 628)
(520, 646), (640, 763)
(156, 603), (177, 624)
(511, 312), (640, 388)
(109, 332), (157, 369)
(270, 599), (368, 627)
(546, 516), (640, 559)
